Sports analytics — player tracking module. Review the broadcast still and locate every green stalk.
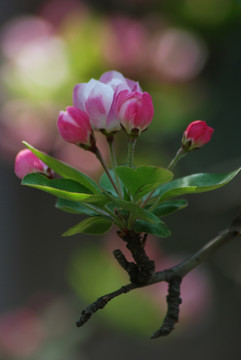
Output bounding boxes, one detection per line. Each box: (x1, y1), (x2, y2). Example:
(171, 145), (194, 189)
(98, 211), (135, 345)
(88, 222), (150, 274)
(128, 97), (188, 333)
(103, 206), (125, 228)
(127, 212), (135, 231)
(94, 146), (119, 196)
(141, 148), (187, 209)
(83, 202), (111, 217)
(146, 196), (161, 213)
(167, 147), (186, 170)
(107, 136), (122, 197)
(128, 137), (137, 168)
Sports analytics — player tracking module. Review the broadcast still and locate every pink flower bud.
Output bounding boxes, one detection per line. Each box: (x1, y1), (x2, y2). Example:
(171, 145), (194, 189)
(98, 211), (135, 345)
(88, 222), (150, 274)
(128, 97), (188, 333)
(73, 71), (142, 134)
(57, 106), (92, 145)
(14, 149), (51, 179)
(182, 120), (214, 150)
(73, 78), (120, 133)
(99, 70), (142, 92)
(115, 90), (154, 135)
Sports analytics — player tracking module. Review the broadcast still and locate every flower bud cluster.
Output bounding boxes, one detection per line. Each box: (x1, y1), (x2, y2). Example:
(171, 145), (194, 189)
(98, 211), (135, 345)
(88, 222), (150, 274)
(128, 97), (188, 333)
(57, 70), (154, 146)
(14, 71), (214, 180)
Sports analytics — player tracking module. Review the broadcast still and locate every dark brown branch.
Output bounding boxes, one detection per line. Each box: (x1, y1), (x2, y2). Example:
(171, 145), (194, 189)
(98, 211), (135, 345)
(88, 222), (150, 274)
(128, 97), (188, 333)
(76, 211), (241, 336)
(151, 276), (182, 339)
(117, 231), (155, 284)
(113, 249), (139, 283)
(76, 284), (134, 327)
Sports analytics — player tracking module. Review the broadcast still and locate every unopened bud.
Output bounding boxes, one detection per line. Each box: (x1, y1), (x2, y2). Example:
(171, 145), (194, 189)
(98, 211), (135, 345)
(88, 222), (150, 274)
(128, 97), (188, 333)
(14, 149), (53, 179)
(115, 90), (154, 136)
(57, 106), (93, 146)
(182, 120), (214, 151)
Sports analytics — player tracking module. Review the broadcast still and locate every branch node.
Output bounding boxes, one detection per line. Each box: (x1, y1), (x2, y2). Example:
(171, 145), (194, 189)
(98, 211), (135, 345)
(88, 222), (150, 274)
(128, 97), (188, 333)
(117, 231), (155, 284)
(113, 249), (140, 283)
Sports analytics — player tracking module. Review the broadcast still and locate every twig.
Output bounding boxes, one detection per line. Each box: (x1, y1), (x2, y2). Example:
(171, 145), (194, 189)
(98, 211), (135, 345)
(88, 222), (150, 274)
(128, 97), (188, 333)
(76, 211), (241, 336)
(151, 276), (182, 339)
(113, 249), (139, 283)
(76, 284), (134, 327)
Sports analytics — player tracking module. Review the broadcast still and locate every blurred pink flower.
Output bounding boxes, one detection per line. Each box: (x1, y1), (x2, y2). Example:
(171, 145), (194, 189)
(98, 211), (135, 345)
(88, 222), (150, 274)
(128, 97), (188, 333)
(0, 308), (44, 357)
(1, 16), (54, 59)
(102, 17), (148, 74)
(0, 100), (58, 160)
(149, 28), (208, 82)
(38, 0), (87, 28)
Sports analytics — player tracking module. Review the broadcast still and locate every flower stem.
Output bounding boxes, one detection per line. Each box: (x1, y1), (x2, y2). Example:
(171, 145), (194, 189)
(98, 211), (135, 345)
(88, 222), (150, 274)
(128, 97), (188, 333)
(141, 147), (187, 209)
(107, 136), (122, 197)
(167, 147), (186, 170)
(94, 146), (119, 196)
(128, 137), (137, 168)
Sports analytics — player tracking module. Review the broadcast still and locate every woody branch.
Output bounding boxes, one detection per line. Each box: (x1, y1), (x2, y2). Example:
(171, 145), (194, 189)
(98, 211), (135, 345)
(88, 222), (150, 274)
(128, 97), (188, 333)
(76, 211), (241, 338)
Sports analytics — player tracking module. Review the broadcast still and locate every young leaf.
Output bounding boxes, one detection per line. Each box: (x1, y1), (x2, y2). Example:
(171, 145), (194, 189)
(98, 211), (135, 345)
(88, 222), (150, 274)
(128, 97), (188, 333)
(22, 173), (109, 204)
(63, 217), (113, 236)
(135, 220), (171, 238)
(152, 199), (188, 217)
(23, 141), (100, 194)
(55, 199), (98, 216)
(157, 168), (241, 201)
(116, 166), (173, 199)
(107, 195), (160, 223)
(99, 171), (123, 196)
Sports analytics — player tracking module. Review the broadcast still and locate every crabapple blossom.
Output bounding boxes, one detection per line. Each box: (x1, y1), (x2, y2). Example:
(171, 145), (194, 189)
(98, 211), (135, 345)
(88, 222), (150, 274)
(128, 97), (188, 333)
(14, 149), (52, 179)
(57, 106), (92, 146)
(73, 70), (141, 133)
(182, 120), (214, 151)
(115, 90), (154, 135)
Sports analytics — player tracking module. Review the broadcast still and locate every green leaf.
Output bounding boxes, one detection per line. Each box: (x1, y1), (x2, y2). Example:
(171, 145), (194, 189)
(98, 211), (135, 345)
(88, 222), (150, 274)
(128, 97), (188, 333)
(23, 141), (100, 194)
(99, 171), (123, 196)
(107, 195), (160, 223)
(22, 173), (109, 204)
(157, 168), (241, 200)
(135, 220), (171, 238)
(55, 198), (98, 215)
(152, 199), (188, 217)
(63, 217), (113, 236)
(116, 166), (173, 199)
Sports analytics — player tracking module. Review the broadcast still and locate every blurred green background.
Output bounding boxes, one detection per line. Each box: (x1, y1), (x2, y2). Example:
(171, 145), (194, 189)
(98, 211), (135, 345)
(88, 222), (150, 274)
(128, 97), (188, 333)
(0, 0), (241, 359)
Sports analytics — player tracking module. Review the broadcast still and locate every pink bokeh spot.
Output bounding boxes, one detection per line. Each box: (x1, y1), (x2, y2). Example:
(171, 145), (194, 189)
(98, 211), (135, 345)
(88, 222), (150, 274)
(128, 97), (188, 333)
(0, 308), (44, 357)
(102, 17), (148, 74)
(1, 16), (54, 59)
(150, 28), (207, 82)
(38, 0), (87, 28)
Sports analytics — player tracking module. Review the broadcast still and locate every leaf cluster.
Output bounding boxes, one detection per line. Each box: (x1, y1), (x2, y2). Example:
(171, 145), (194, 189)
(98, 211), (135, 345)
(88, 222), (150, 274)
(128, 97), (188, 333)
(22, 142), (241, 238)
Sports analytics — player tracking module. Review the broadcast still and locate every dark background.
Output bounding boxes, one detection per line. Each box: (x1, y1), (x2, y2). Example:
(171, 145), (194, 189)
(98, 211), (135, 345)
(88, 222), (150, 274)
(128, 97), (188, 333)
(0, 0), (241, 359)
